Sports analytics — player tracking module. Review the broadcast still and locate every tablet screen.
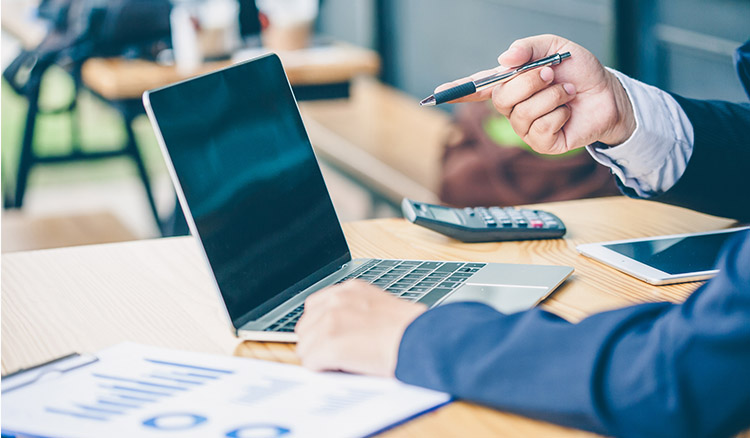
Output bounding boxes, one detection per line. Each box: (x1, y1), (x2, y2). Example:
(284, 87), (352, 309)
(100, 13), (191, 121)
(603, 231), (739, 275)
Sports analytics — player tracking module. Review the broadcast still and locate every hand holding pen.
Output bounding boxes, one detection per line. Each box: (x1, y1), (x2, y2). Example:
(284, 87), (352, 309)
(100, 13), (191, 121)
(420, 52), (571, 106)
(423, 35), (636, 155)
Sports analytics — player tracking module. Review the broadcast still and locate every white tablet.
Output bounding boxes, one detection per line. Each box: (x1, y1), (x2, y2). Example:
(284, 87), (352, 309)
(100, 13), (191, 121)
(577, 226), (750, 285)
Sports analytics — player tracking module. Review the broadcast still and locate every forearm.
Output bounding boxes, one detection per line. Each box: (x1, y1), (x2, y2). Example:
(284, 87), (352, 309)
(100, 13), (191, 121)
(396, 234), (750, 437)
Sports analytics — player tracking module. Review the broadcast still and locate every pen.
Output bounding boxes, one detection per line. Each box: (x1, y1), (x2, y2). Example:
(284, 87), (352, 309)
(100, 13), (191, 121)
(419, 52), (572, 106)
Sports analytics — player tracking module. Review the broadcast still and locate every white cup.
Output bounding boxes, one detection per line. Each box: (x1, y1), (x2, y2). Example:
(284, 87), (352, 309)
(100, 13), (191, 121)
(170, 0), (241, 75)
(256, 0), (318, 51)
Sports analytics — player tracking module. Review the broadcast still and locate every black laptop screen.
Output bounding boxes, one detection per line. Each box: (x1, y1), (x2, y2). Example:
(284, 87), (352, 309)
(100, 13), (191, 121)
(146, 55), (350, 327)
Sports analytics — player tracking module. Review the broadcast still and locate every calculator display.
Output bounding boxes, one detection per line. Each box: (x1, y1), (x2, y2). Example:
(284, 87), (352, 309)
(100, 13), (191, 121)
(428, 206), (461, 224)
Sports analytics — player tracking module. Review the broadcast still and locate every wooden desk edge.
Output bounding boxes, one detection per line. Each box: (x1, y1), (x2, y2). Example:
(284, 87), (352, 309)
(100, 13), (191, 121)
(81, 42), (381, 101)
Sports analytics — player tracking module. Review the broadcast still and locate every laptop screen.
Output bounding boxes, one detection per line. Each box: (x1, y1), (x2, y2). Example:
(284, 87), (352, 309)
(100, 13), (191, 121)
(146, 54), (350, 328)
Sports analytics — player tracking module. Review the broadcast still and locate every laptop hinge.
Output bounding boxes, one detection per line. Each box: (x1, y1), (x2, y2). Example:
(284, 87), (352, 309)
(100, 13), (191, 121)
(232, 252), (352, 329)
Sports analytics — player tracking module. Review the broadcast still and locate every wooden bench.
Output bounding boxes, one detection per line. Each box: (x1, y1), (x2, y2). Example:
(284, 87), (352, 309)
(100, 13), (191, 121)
(299, 77), (457, 208)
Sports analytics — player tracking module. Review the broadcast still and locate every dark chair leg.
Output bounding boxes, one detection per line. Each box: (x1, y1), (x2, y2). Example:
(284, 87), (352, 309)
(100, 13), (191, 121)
(122, 114), (163, 233)
(11, 81), (41, 209)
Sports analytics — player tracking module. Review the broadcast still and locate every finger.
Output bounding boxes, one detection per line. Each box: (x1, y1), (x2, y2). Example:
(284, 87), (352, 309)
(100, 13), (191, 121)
(297, 280), (364, 337)
(299, 342), (343, 372)
(492, 66), (555, 117)
(497, 45), (532, 68)
(433, 66), (507, 103)
(524, 105), (572, 154)
(296, 327), (332, 370)
(506, 82), (576, 138)
(296, 314), (349, 372)
(296, 291), (334, 336)
(498, 34), (567, 67)
(295, 304), (338, 360)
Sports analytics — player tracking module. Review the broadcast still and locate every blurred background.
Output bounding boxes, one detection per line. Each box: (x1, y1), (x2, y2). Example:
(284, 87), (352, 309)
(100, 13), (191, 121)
(2, 0), (748, 252)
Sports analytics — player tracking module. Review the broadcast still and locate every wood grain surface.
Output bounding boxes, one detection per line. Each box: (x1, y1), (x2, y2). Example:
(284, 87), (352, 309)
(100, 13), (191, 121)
(1, 211), (137, 253)
(2, 196), (741, 437)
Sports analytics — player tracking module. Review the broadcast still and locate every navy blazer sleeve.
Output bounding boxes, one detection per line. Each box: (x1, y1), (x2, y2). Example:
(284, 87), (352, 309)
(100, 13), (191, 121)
(618, 96), (750, 221)
(395, 231), (750, 437)
(395, 91), (750, 435)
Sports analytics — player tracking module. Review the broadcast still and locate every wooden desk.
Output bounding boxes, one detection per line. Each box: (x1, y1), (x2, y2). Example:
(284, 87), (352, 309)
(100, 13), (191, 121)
(81, 43), (380, 101)
(1, 197), (739, 437)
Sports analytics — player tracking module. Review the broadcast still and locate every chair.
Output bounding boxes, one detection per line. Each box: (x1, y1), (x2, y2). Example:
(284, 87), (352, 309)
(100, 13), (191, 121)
(2, 0), (171, 233)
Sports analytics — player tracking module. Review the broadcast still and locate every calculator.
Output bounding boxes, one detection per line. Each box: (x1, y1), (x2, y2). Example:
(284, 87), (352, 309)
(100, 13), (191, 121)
(401, 198), (566, 242)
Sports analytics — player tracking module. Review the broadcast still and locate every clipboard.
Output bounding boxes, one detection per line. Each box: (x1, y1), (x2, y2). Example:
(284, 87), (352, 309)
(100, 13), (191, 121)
(2, 353), (99, 394)
(1, 342), (450, 438)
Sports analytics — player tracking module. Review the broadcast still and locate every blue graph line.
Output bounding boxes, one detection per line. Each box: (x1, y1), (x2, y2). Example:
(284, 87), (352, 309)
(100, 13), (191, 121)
(98, 399), (140, 409)
(93, 373), (188, 391)
(149, 374), (204, 385)
(105, 384), (171, 397)
(77, 404), (125, 415)
(144, 359), (234, 374)
(183, 372), (220, 379)
(45, 407), (108, 421)
(115, 393), (158, 403)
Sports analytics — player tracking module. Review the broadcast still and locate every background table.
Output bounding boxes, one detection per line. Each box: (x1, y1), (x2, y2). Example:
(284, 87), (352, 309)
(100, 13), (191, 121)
(1, 197), (742, 437)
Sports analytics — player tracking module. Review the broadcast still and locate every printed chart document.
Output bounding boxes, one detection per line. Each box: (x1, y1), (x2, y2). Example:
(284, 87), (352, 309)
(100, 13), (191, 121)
(2, 343), (450, 438)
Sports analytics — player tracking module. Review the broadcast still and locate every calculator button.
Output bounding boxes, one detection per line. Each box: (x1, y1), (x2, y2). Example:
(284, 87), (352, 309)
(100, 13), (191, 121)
(530, 220), (544, 228)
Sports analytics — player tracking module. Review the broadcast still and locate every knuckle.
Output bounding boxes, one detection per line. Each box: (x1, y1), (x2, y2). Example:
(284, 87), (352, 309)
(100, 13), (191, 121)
(523, 132), (551, 153)
(551, 85), (567, 102)
(522, 71), (545, 90)
(533, 116), (552, 134)
(508, 116), (528, 138)
(491, 89), (512, 115)
(327, 293), (345, 308)
(303, 295), (318, 311)
(321, 313), (342, 334)
(512, 102), (533, 123)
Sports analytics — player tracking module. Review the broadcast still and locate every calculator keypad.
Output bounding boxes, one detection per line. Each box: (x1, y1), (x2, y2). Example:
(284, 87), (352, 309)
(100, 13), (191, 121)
(403, 199), (566, 242)
(467, 207), (562, 229)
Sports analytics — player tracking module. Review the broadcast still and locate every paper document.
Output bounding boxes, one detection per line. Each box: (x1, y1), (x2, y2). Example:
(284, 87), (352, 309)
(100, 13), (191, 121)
(2, 343), (450, 438)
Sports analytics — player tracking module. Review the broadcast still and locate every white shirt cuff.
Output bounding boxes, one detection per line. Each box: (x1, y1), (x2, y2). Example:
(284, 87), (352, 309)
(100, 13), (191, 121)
(586, 68), (694, 198)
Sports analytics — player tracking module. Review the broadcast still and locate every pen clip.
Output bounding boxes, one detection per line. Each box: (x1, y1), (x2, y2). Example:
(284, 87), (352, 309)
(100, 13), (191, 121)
(515, 53), (564, 74)
(474, 52), (569, 89)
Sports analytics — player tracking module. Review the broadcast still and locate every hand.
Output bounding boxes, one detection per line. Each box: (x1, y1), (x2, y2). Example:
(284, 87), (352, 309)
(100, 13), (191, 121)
(295, 280), (427, 377)
(435, 34), (635, 154)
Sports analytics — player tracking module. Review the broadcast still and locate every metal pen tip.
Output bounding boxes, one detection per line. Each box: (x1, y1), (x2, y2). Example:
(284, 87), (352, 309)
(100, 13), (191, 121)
(560, 52), (571, 60)
(419, 95), (436, 106)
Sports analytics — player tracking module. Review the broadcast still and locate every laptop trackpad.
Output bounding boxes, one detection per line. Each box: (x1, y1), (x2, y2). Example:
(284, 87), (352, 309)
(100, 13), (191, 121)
(441, 284), (550, 314)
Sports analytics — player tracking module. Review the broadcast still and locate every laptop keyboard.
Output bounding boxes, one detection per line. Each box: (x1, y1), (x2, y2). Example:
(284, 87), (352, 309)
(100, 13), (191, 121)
(265, 260), (486, 332)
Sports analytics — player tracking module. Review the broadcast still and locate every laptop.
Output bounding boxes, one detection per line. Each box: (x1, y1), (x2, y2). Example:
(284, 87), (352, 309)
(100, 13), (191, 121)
(143, 54), (573, 342)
